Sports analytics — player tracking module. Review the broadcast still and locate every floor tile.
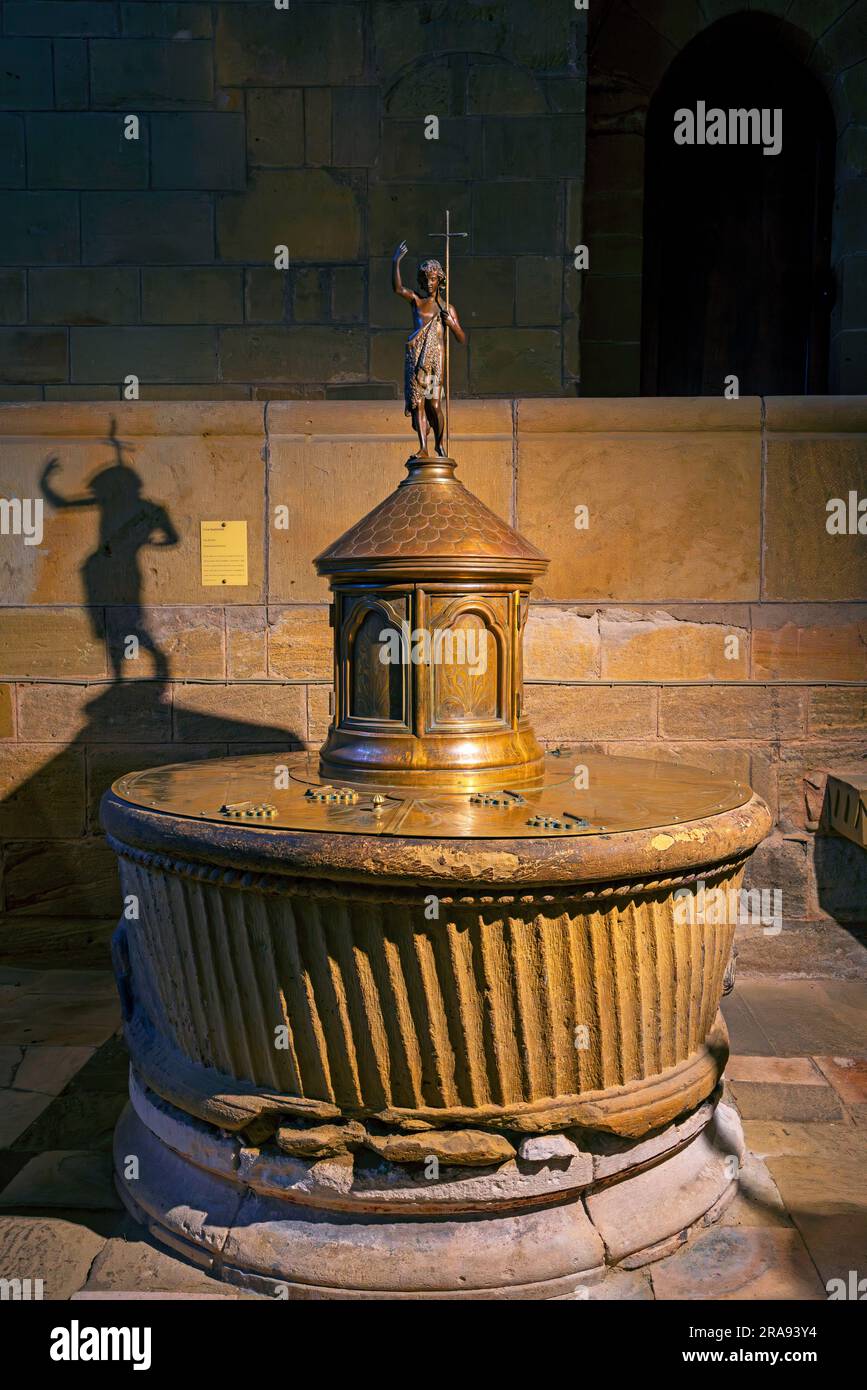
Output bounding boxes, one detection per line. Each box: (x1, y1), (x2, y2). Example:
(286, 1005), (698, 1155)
(721, 992), (774, 1055)
(0, 1046), (22, 1088)
(0, 1089), (53, 1147)
(0, 1214), (108, 1301)
(813, 1055), (867, 1106)
(0, 1151), (120, 1211)
(12, 1090), (127, 1153)
(650, 1227), (825, 1301)
(728, 1080), (842, 1122)
(735, 979), (867, 1057)
(721, 1152), (793, 1230)
(84, 1223), (242, 1297)
(727, 1055), (825, 1085)
(13, 1046), (96, 1097)
(0, 994), (119, 1047)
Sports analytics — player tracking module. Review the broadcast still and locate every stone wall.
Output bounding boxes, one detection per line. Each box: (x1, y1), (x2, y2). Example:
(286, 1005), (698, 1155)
(0, 396), (865, 934)
(0, 0), (586, 401)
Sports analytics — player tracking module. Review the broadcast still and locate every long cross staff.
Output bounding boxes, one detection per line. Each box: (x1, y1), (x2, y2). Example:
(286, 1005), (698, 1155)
(428, 208), (467, 459)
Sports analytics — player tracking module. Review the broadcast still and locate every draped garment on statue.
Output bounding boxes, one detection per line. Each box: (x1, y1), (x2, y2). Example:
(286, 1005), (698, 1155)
(404, 313), (443, 415)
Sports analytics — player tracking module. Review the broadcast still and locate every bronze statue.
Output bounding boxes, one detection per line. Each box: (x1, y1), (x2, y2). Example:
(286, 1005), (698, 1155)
(393, 240), (466, 458)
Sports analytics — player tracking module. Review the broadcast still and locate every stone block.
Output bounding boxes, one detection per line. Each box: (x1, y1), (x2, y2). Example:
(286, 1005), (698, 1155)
(484, 116), (584, 179)
(0, 1215), (107, 1299)
(89, 37), (213, 107)
(0, 192), (79, 264)
(142, 269), (243, 325)
(516, 420), (761, 601)
(29, 269), (140, 327)
(267, 408), (513, 600)
(659, 687), (806, 741)
(369, 330), (408, 388)
(742, 831), (817, 920)
(751, 603), (867, 679)
(0, 403), (267, 606)
(471, 328), (562, 395)
(457, 258), (516, 329)
(151, 113), (246, 190)
(120, 4), (212, 39)
(368, 181), (471, 257)
(380, 118), (483, 181)
(0, 270), (25, 324)
(71, 327), (218, 383)
(82, 192), (213, 264)
(331, 267), (365, 324)
(247, 89), (303, 167)
(5, 3), (118, 36)
(304, 87), (331, 166)
(218, 170), (362, 263)
(267, 606), (331, 680)
(104, 606), (225, 679)
(3, 838), (120, 917)
(306, 683), (331, 744)
(808, 686), (867, 736)
(371, 0), (571, 73)
(27, 113), (148, 190)
(837, 250), (867, 330)
(17, 681), (171, 743)
(293, 269), (323, 323)
(86, 742), (226, 829)
(764, 437), (867, 600)
(53, 38), (88, 109)
(0, 115), (24, 187)
(516, 257), (562, 326)
(525, 685), (657, 742)
(581, 273), (642, 342)
(600, 606), (750, 680)
(244, 268), (286, 324)
(215, 4), (363, 86)
(220, 326), (366, 383)
(467, 61), (546, 115)
(0, 744), (86, 838)
(524, 607), (598, 681)
(0, 684), (14, 738)
(474, 182), (561, 254)
(579, 341), (641, 395)
(776, 740), (865, 833)
(173, 682), (306, 744)
(333, 88), (380, 167)
(587, 235), (643, 276)
(0, 608), (106, 678)
(0, 38), (52, 107)
(226, 606), (268, 679)
(0, 329), (67, 383)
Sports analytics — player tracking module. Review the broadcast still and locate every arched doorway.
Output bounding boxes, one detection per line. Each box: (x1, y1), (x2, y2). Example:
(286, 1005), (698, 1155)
(640, 15), (835, 396)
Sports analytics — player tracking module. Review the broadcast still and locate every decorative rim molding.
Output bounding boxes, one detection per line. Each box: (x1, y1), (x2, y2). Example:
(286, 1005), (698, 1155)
(107, 833), (753, 906)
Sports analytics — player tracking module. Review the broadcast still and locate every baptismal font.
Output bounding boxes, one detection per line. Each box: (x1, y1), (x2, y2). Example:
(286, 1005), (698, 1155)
(102, 228), (770, 1298)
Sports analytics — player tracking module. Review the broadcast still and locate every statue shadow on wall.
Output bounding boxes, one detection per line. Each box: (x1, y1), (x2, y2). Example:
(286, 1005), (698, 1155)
(1, 417), (301, 946)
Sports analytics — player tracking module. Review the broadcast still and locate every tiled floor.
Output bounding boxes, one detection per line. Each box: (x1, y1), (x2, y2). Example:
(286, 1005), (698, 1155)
(0, 953), (865, 1301)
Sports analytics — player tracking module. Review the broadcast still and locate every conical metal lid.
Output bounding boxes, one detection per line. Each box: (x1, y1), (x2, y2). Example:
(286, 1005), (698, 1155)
(315, 457), (547, 580)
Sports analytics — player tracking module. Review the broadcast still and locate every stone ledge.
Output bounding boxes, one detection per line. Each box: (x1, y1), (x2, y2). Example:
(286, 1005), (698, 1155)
(516, 396), (762, 433)
(267, 398), (513, 438)
(763, 396), (867, 434)
(0, 401), (266, 436)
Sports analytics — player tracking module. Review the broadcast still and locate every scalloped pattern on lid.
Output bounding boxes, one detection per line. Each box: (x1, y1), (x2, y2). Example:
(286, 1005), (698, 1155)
(316, 472), (546, 567)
